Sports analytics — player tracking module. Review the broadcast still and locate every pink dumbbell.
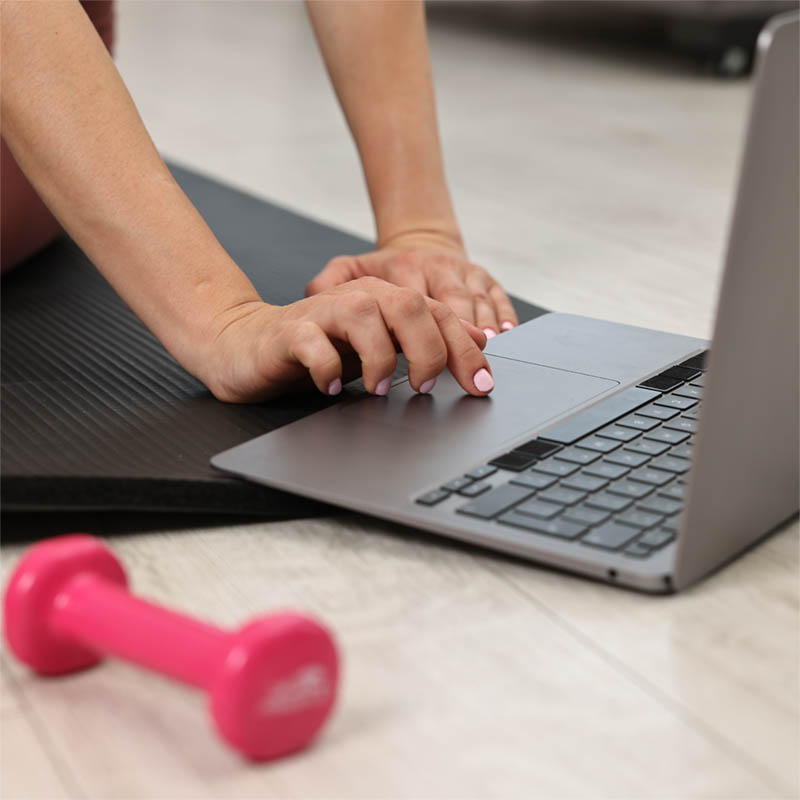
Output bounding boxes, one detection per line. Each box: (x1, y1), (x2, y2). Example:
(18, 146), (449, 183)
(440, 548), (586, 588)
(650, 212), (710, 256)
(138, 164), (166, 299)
(3, 534), (339, 761)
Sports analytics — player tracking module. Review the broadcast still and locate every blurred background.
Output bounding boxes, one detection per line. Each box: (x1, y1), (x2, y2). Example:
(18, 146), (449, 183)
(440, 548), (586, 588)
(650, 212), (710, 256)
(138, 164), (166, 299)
(427, 1), (797, 76)
(115, 0), (797, 339)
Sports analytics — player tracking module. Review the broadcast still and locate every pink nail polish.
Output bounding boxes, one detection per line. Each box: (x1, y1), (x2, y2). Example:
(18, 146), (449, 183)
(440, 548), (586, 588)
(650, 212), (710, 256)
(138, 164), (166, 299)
(473, 368), (494, 393)
(375, 377), (391, 396)
(327, 378), (342, 396)
(482, 328), (497, 339)
(501, 321), (514, 331)
(419, 378), (436, 394)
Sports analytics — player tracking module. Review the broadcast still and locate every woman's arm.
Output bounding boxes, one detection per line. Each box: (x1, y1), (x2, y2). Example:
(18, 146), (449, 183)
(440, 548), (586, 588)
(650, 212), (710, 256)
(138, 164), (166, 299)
(1, 0), (493, 399)
(305, 0), (518, 334)
(305, 0), (459, 251)
(1, 0), (259, 377)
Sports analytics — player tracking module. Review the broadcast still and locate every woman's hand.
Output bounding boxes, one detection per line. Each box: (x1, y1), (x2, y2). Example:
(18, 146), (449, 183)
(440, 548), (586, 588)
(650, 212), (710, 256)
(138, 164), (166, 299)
(204, 276), (494, 403)
(306, 233), (519, 338)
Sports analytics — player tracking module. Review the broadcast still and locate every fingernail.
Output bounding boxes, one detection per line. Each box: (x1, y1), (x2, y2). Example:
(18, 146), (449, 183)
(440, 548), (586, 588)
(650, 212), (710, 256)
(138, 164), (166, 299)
(375, 377), (391, 396)
(473, 368), (494, 393)
(419, 378), (436, 394)
(327, 378), (342, 396)
(501, 321), (514, 331)
(482, 328), (497, 339)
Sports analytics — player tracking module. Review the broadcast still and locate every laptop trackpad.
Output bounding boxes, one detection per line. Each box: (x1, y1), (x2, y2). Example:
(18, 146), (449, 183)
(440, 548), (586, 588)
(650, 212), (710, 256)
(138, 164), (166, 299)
(338, 355), (617, 450)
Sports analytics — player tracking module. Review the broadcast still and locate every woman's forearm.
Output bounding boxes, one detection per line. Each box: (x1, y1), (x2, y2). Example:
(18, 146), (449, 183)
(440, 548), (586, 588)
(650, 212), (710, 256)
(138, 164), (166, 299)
(305, 0), (462, 251)
(1, 2), (498, 403)
(0, 1), (260, 377)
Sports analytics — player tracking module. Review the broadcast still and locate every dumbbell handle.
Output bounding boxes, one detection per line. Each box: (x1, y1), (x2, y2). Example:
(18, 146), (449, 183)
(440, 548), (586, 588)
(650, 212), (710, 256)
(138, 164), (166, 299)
(50, 572), (229, 689)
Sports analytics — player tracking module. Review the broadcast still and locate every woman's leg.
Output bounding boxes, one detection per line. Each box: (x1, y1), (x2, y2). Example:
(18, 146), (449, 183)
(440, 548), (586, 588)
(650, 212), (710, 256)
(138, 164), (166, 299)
(1, 0), (115, 272)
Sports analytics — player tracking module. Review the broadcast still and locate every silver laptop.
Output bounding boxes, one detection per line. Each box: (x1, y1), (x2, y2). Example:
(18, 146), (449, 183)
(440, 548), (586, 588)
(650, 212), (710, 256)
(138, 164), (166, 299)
(213, 13), (799, 593)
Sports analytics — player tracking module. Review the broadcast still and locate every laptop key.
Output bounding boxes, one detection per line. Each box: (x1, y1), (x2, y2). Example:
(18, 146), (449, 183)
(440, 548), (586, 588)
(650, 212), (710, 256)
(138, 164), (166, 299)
(606, 479), (653, 500)
(498, 511), (587, 539)
(639, 375), (682, 393)
(583, 461), (629, 480)
(638, 528), (676, 548)
(669, 443), (693, 460)
(585, 492), (633, 513)
(658, 482), (685, 501)
(561, 473), (608, 493)
(554, 447), (601, 465)
(664, 418), (697, 434)
(616, 414), (661, 432)
(673, 385), (702, 400)
(680, 352), (708, 371)
(682, 407), (702, 420)
(628, 466), (673, 486)
(532, 459), (580, 477)
(514, 439), (562, 459)
(638, 495), (683, 516)
(510, 471), (558, 490)
(457, 483), (534, 519)
(538, 486), (587, 506)
(662, 365), (701, 382)
(624, 542), (653, 558)
(515, 498), (563, 519)
(649, 455), (690, 474)
(597, 426), (640, 443)
(660, 517), (680, 533)
(466, 464), (498, 480)
(535, 387), (659, 445)
(616, 508), (664, 529)
(604, 450), (650, 468)
(577, 437), (621, 454)
(636, 404), (680, 421)
(562, 504), (611, 526)
(689, 375), (705, 388)
(653, 395), (697, 411)
(582, 522), (640, 550)
(489, 451), (537, 472)
(624, 439), (670, 456)
(458, 481), (491, 497)
(442, 476), (473, 492)
(416, 489), (450, 506)
(644, 428), (690, 445)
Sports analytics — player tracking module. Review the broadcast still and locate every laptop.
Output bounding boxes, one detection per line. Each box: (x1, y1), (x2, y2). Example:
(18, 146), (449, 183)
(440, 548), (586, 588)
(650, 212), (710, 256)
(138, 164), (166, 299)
(212, 13), (799, 593)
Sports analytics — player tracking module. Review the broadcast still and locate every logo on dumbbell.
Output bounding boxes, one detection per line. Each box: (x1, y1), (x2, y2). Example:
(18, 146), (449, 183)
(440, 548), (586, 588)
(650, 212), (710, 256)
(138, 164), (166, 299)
(259, 663), (332, 716)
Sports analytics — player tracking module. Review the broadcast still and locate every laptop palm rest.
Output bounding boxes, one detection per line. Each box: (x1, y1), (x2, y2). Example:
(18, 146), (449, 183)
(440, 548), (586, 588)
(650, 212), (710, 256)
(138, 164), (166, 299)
(212, 356), (617, 507)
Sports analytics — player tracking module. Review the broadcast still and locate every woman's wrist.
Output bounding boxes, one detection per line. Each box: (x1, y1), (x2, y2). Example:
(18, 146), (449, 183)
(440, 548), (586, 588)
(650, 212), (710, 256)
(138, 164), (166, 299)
(377, 222), (465, 255)
(193, 298), (281, 398)
(172, 289), (272, 387)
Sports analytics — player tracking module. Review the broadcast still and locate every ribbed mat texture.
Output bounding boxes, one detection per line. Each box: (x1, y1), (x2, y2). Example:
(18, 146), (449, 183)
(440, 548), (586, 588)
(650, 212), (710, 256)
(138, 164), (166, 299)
(2, 163), (546, 513)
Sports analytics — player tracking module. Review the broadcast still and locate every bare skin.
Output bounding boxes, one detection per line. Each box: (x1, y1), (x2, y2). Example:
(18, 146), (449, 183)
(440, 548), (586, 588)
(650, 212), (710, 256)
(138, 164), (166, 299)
(1, 0), (517, 402)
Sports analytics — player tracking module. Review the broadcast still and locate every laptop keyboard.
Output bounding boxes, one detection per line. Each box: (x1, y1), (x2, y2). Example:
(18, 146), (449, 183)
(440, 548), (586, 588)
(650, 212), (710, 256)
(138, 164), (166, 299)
(415, 352), (708, 559)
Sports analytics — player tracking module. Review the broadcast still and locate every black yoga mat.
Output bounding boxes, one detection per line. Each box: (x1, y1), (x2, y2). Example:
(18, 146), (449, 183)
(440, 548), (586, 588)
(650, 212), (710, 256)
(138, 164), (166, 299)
(1, 163), (547, 514)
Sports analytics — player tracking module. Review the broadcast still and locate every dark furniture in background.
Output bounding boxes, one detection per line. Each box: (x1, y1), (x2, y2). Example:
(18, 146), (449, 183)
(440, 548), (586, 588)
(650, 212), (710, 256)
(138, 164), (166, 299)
(622, 1), (798, 75)
(428, 0), (799, 76)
